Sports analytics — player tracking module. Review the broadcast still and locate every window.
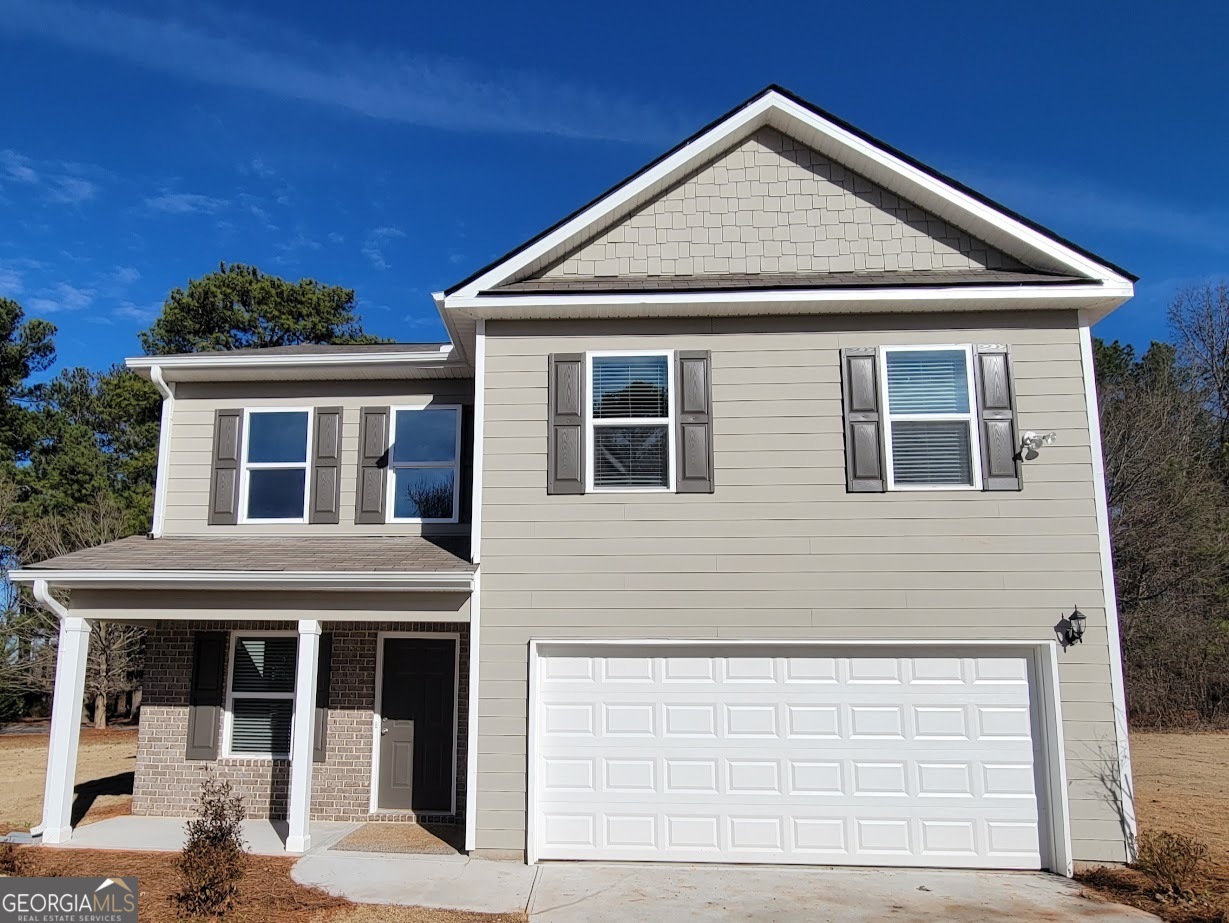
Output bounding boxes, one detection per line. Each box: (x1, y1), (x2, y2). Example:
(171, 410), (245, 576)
(587, 352), (674, 490)
(226, 635), (297, 758)
(388, 406), (461, 522)
(241, 410), (311, 521)
(881, 346), (981, 489)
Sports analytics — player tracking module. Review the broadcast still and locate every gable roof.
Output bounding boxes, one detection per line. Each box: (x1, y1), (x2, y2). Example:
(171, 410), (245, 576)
(445, 85), (1134, 300)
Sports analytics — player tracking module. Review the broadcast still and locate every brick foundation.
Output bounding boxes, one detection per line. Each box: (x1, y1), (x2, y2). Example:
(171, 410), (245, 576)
(132, 619), (469, 823)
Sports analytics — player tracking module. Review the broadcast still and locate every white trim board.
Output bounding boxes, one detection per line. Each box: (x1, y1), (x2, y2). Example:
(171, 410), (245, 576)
(1077, 316), (1137, 857)
(526, 638), (1072, 876)
(8, 569), (476, 593)
(370, 631), (461, 817)
(446, 89), (1133, 301)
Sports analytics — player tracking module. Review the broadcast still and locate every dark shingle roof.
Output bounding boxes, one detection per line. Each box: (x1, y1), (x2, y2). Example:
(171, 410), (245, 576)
(149, 343), (449, 360)
(491, 269), (1092, 295)
(29, 535), (473, 573)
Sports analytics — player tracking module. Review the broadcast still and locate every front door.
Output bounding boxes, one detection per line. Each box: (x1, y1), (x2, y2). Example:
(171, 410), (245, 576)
(377, 637), (457, 812)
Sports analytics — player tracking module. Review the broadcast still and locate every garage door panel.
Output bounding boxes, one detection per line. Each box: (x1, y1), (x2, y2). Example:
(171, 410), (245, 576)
(534, 650), (1044, 868)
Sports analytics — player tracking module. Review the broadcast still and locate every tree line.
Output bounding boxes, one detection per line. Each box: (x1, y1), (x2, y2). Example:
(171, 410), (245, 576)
(0, 263), (386, 725)
(1, 266), (1226, 728)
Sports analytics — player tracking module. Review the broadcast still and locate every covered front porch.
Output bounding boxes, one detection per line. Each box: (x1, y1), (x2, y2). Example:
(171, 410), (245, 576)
(10, 535), (477, 855)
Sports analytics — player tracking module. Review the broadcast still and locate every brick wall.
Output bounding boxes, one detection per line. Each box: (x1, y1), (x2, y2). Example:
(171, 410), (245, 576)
(532, 126), (1021, 279)
(132, 619), (469, 823)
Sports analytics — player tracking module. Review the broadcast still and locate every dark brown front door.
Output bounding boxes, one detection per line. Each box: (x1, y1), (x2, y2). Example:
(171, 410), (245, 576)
(377, 637), (457, 812)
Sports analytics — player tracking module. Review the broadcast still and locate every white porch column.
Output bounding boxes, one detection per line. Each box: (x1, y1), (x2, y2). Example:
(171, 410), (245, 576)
(40, 596), (91, 844)
(285, 619), (320, 854)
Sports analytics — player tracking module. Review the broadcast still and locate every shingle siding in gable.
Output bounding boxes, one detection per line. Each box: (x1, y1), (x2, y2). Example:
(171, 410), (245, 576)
(532, 127), (1023, 280)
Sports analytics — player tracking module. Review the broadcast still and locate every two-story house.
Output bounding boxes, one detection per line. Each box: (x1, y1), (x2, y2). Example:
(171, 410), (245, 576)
(14, 86), (1136, 874)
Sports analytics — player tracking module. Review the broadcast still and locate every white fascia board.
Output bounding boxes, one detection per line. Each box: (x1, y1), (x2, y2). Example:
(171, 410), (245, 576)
(446, 90), (1130, 301)
(126, 346), (458, 378)
(9, 569), (475, 592)
(449, 281), (1134, 316)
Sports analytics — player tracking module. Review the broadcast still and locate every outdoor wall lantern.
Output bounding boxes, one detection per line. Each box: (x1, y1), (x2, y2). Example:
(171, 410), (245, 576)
(1054, 606), (1087, 649)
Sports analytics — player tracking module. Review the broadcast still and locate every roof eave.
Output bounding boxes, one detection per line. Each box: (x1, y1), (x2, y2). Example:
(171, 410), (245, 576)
(11, 569), (476, 593)
(448, 280), (1133, 322)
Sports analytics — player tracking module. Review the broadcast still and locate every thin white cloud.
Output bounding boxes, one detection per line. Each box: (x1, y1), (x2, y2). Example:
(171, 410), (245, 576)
(0, 0), (684, 143)
(113, 301), (159, 322)
(27, 281), (95, 313)
(0, 149), (38, 183)
(362, 226), (405, 271)
(957, 167), (1229, 254)
(0, 267), (24, 296)
(145, 191), (228, 214)
(47, 174), (96, 203)
(109, 265), (141, 285)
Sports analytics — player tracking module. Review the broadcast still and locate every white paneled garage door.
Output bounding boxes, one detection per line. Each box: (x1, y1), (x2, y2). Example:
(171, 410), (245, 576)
(532, 647), (1048, 869)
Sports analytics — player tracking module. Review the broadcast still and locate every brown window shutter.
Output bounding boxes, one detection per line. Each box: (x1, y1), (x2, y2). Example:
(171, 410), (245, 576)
(310, 407), (342, 524)
(675, 350), (714, 493)
(355, 406), (389, 523)
(186, 632), (226, 760)
(547, 354), (585, 494)
(974, 345), (1022, 491)
(208, 409), (243, 525)
(840, 347), (886, 493)
(313, 632), (332, 763)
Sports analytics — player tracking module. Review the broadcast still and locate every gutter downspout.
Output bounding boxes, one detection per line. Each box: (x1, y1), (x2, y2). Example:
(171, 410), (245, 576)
(30, 579), (70, 838)
(149, 366), (174, 539)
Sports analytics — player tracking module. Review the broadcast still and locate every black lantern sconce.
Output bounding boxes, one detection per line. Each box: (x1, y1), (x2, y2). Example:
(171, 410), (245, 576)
(1054, 606), (1087, 650)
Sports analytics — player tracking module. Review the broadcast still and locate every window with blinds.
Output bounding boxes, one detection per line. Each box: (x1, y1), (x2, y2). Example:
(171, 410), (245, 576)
(227, 635), (297, 757)
(590, 354), (672, 489)
(883, 347), (979, 488)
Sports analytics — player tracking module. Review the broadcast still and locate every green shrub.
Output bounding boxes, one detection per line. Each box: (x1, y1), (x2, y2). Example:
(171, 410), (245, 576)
(1132, 829), (1210, 897)
(170, 778), (248, 917)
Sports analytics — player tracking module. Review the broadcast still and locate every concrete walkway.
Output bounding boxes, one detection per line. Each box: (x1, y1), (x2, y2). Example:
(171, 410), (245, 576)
(55, 816), (358, 855)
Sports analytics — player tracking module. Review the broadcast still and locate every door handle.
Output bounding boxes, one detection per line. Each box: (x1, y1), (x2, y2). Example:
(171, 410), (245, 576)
(380, 722), (388, 736)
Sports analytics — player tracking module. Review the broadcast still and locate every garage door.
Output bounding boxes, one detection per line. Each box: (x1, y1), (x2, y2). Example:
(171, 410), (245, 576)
(532, 648), (1045, 868)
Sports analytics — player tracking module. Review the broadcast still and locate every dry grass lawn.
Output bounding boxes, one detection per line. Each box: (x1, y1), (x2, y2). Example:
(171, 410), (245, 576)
(1078, 731), (1229, 922)
(0, 728), (137, 834)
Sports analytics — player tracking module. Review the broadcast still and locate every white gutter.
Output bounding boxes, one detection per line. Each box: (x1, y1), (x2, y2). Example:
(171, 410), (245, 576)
(126, 345), (455, 373)
(10, 570), (476, 592)
(149, 365), (174, 538)
(33, 579), (69, 619)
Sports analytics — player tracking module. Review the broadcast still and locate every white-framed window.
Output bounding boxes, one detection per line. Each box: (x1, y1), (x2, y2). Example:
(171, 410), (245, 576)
(387, 404), (462, 523)
(880, 345), (982, 490)
(223, 632), (297, 759)
(239, 408), (312, 522)
(585, 350), (676, 492)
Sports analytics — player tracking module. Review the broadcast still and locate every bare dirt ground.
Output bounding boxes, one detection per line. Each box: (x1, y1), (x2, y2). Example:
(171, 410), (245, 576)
(0, 728), (137, 834)
(1079, 731), (1229, 922)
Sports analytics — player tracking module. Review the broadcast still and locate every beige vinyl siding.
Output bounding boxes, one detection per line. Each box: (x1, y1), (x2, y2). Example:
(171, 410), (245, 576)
(476, 310), (1129, 863)
(162, 379), (473, 536)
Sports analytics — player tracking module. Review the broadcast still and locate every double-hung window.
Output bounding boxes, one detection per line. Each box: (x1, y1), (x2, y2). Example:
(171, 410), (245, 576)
(241, 410), (311, 521)
(881, 345), (982, 489)
(587, 351), (675, 491)
(226, 634), (297, 758)
(388, 406), (461, 522)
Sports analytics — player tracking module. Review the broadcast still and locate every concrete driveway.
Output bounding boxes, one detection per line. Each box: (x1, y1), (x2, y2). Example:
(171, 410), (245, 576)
(294, 843), (1157, 921)
(526, 863), (1157, 922)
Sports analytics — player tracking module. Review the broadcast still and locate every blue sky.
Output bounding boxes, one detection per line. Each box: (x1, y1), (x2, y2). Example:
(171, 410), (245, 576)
(1, 0), (1225, 374)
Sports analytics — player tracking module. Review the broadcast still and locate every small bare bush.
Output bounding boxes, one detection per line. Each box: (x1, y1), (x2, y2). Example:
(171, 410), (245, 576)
(171, 778), (248, 917)
(1132, 829), (1210, 896)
